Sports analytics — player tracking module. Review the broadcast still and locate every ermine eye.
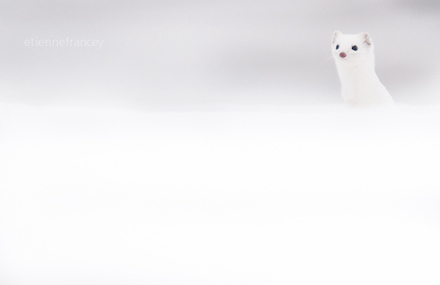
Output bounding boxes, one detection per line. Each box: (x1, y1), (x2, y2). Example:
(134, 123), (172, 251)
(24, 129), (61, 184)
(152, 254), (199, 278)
(352, 45), (358, 51)
(336, 44), (339, 50)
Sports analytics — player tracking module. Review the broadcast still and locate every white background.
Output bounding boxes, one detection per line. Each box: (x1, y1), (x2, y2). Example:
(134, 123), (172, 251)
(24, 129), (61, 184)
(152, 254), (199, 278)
(1, 1), (440, 284)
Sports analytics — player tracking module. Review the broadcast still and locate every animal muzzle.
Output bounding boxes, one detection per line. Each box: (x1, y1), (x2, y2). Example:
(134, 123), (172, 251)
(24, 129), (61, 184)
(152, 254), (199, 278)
(339, 52), (347, 58)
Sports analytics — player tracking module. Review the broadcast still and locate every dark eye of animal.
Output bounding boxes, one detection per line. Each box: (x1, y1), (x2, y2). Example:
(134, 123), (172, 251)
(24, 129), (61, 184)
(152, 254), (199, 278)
(336, 44), (339, 50)
(352, 45), (358, 51)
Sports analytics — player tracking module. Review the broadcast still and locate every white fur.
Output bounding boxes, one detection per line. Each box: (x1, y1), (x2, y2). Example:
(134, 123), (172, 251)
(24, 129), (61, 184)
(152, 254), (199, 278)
(332, 31), (393, 106)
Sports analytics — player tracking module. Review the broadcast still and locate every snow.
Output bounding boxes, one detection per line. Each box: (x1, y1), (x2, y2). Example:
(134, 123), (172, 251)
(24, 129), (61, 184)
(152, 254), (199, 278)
(1, 1), (440, 283)
(1, 103), (440, 285)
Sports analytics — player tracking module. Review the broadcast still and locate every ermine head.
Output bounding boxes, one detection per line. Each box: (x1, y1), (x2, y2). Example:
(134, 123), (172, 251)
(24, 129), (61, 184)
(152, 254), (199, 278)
(332, 31), (374, 65)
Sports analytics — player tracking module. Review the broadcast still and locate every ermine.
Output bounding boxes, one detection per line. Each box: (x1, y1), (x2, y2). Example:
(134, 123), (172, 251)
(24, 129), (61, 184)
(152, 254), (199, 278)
(332, 31), (393, 106)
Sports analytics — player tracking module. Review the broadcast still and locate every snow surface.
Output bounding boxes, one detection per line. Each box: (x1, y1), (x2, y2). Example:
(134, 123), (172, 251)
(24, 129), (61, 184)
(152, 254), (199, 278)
(1, 103), (440, 285)
(1, 1), (439, 283)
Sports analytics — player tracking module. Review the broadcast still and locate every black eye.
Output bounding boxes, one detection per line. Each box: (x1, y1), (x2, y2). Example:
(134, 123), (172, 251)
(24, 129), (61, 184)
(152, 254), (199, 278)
(336, 44), (339, 50)
(352, 45), (358, 51)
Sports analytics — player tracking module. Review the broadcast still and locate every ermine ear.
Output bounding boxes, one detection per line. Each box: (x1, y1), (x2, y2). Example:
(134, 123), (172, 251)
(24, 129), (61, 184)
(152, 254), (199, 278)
(332, 30), (342, 44)
(361, 32), (373, 46)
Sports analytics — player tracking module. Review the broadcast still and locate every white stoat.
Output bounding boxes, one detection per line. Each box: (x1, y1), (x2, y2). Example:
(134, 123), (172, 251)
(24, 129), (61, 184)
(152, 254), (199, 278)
(332, 31), (393, 106)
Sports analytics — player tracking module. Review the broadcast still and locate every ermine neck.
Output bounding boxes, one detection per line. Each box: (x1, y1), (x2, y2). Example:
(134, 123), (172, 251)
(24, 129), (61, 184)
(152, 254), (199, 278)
(338, 59), (377, 84)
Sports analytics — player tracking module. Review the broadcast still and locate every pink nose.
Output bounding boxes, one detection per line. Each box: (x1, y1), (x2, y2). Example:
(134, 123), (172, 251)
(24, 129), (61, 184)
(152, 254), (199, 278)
(339, 52), (346, 58)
